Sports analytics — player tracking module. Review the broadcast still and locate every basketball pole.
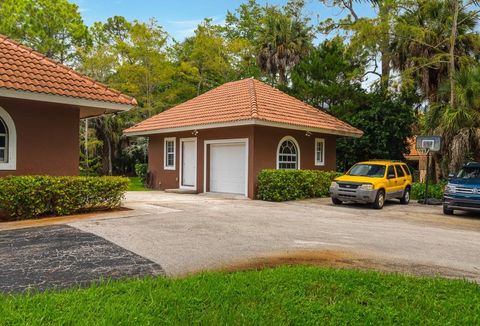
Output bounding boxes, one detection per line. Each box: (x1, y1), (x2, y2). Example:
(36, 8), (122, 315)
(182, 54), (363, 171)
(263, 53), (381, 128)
(424, 149), (430, 204)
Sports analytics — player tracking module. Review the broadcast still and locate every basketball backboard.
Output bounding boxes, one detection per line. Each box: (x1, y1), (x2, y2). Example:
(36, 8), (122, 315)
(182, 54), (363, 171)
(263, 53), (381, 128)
(416, 136), (441, 152)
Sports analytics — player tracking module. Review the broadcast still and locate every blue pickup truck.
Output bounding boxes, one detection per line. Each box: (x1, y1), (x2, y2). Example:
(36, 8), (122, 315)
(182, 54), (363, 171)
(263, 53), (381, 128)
(443, 162), (480, 215)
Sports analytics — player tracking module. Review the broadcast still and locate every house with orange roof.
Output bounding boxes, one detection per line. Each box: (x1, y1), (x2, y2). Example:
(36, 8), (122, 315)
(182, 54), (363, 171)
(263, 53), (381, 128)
(125, 78), (362, 199)
(0, 35), (136, 177)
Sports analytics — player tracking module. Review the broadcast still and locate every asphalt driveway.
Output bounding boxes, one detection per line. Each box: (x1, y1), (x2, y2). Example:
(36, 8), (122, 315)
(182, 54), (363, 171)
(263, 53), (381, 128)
(0, 225), (164, 293)
(68, 192), (480, 281)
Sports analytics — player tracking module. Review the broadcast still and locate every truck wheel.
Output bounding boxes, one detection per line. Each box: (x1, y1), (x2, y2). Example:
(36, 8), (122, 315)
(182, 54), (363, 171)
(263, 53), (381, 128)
(443, 206), (454, 215)
(372, 190), (385, 209)
(400, 187), (410, 205)
(332, 197), (343, 205)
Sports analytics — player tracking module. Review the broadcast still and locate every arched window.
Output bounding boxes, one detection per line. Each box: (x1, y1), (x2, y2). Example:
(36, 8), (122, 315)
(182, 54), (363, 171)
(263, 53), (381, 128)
(0, 117), (7, 163)
(0, 106), (16, 170)
(277, 136), (300, 170)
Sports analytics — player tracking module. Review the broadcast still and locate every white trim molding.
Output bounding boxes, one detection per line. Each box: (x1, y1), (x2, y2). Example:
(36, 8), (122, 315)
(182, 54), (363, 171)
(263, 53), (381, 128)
(163, 137), (176, 170)
(179, 137), (197, 190)
(314, 138), (325, 166)
(0, 88), (134, 112)
(124, 119), (362, 138)
(276, 136), (300, 170)
(203, 138), (249, 197)
(0, 106), (16, 170)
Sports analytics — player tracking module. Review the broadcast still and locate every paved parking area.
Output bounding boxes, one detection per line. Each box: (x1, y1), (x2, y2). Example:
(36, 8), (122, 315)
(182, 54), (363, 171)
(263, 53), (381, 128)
(0, 225), (164, 293)
(69, 192), (480, 281)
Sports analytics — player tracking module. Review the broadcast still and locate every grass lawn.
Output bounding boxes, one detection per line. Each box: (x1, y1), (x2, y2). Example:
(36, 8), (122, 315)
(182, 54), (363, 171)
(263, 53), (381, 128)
(128, 177), (149, 191)
(1, 266), (479, 325)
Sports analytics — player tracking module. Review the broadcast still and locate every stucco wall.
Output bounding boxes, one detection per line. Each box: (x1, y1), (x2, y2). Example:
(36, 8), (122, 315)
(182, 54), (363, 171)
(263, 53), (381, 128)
(147, 125), (337, 199)
(0, 97), (80, 177)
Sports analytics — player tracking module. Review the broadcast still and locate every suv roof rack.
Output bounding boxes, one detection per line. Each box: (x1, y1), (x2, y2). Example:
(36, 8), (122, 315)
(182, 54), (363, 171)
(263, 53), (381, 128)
(369, 159), (403, 162)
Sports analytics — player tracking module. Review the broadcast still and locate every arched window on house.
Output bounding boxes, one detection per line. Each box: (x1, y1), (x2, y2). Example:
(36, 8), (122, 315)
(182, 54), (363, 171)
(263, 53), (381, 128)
(277, 136), (300, 170)
(0, 117), (7, 163)
(0, 107), (16, 170)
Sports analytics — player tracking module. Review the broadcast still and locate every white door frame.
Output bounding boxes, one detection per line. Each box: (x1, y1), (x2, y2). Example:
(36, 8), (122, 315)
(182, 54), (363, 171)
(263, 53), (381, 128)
(179, 137), (197, 190)
(204, 138), (249, 197)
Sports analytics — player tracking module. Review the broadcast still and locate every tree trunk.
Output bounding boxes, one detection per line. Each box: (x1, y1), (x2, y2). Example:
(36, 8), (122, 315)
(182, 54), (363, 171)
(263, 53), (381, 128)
(106, 137), (113, 176)
(379, 3), (391, 88)
(449, 0), (459, 109)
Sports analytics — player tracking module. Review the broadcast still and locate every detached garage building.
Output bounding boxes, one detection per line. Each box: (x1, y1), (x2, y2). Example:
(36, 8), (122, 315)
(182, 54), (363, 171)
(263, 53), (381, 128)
(124, 78), (362, 198)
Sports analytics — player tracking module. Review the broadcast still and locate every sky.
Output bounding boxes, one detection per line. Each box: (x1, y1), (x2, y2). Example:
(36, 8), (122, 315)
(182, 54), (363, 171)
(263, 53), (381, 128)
(71, 0), (375, 41)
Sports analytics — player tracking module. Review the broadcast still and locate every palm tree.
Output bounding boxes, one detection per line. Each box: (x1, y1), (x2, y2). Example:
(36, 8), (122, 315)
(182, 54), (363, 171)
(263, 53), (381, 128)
(425, 66), (480, 173)
(391, 0), (479, 102)
(257, 7), (313, 85)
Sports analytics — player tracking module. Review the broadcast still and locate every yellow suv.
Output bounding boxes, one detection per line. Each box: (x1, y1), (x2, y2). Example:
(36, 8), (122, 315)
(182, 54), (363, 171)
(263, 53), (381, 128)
(329, 160), (413, 209)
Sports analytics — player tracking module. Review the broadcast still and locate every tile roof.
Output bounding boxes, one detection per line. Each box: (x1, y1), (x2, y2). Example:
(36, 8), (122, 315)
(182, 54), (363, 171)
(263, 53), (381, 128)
(125, 78), (362, 137)
(0, 34), (137, 106)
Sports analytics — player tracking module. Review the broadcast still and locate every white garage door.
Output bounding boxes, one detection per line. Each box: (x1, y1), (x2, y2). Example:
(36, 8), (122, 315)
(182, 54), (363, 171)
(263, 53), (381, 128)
(210, 142), (246, 195)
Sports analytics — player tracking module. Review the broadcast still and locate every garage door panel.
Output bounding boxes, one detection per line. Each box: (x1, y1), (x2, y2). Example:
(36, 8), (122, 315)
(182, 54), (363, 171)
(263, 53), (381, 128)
(210, 143), (246, 195)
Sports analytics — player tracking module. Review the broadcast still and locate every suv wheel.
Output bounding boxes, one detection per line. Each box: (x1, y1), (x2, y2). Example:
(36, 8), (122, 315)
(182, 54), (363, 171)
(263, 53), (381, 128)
(443, 205), (454, 215)
(400, 187), (410, 205)
(332, 197), (343, 205)
(372, 190), (385, 209)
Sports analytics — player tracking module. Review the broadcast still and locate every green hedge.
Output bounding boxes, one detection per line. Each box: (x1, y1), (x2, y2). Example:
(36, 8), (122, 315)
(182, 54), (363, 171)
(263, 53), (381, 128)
(0, 176), (129, 219)
(135, 163), (148, 184)
(411, 182), (446, 200)
(257, 169), (342, 201)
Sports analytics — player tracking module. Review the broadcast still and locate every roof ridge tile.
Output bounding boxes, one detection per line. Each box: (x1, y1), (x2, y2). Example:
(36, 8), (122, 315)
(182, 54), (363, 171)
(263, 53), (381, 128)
(248, 78), (259, 118)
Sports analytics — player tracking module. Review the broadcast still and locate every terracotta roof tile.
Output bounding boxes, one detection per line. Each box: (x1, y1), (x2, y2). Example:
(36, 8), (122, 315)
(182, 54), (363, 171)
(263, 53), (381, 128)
(0, 34), (137, 106)
(125, 78), (362, 137)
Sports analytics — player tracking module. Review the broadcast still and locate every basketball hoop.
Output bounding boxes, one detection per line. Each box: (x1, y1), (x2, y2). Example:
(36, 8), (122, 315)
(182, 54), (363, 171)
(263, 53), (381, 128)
(415, 135), (442, 205)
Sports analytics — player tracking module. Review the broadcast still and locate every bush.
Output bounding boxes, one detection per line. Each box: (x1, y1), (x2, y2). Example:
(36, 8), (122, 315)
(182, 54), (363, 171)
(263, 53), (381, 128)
(135, 163), (148, 184)
(0, 176), (129, 219)
(411, 182), (446, 200)
(257, 169), (342, 201)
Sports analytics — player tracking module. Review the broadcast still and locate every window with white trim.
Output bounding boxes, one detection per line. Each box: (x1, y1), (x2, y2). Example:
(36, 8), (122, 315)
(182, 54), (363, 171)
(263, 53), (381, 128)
(277, 137), (299, 170)
(0, 118), (7, 163)
(315, 138), (325, 166)
(164, 138), (176, 170)
(0, 106), (15, 170)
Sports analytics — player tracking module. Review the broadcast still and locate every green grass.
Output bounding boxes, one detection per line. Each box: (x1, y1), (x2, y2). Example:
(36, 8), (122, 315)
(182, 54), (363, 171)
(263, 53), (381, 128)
(1, 266), (479, 325)
(127, 177), (149, 191)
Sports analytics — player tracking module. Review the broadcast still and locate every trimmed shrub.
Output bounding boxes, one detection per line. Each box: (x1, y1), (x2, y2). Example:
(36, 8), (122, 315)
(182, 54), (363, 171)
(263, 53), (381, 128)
(135, 163), (148, 184)
(0, 176), (129, 219)
(411, 182), (446, 200)
(257, 169), (342, 201)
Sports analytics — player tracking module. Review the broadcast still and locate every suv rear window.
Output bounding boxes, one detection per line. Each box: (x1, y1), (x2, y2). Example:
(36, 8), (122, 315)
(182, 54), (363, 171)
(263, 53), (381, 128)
(401, 164), (411, 176)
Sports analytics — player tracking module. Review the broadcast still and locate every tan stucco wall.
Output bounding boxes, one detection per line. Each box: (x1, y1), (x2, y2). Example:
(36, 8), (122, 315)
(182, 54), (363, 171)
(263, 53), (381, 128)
(147, 125), (338, 199)
(0, 97), (80, 177)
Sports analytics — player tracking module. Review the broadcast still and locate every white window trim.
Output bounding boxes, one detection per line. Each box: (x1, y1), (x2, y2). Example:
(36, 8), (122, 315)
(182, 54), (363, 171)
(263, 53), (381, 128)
(276, 136), (300, 170)
(0, 106), (16, 171)
(315, 138), (325, 166)
(164, 137), (176, 170)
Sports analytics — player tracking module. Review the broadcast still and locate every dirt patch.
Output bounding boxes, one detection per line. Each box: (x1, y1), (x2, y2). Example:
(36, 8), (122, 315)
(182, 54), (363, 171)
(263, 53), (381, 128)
(0, 207), (133, 231)
(217, 250), (480, 282)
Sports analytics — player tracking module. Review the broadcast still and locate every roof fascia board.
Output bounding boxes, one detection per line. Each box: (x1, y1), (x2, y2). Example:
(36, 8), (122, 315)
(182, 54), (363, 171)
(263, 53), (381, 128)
(0, 88), (133, 112)
(124, 119), (362, 138)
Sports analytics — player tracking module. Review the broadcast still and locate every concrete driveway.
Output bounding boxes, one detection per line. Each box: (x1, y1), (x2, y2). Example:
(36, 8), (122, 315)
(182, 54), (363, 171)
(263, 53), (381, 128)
(69, 191), (480, 281)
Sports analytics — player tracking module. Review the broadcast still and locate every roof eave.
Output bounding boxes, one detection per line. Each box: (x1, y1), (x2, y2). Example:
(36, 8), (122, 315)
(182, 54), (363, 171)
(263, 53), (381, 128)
(124, 119), (363, 138)
(0, 88), (135, 115)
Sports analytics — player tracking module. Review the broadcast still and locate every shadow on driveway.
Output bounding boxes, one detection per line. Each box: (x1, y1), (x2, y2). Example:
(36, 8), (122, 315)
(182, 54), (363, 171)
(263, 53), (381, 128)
(0, 225), (164, 293)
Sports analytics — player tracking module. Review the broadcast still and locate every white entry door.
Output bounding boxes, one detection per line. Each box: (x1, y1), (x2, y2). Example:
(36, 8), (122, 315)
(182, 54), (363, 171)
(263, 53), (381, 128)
(181, 138), (196, 189)
(209, 142), (246, 195)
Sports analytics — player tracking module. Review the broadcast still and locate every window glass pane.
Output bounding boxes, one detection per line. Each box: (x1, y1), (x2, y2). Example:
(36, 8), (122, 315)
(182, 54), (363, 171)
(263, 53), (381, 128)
(0, 119), (6, 134)
(0, 135), (5, 147)
(316, 140), (324, 163)
(387, 166), (395, 178)
(395, 165), (405, 177)
(402, 164), (411, 175)
(0, 149), (4, 162)
(165, 140), (175, 167)
(278, 139), (298, 169)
